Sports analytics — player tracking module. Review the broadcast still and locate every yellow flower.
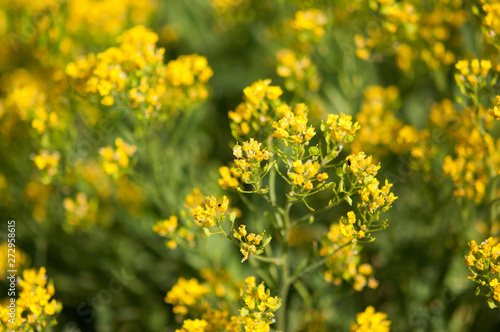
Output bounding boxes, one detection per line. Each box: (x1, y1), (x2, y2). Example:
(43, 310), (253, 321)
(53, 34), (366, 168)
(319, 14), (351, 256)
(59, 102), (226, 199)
(272, 103), (315, 145)
(99, 138), (136, 176)
(350, 306), (391, 332)
(2, 267), (61, 330)
(176, 319), (208, 332)
(165, 278), (208, 315)
(290, 9), (327, 38)
(192, 195), (230, 228)
(324, 113), (360, 145)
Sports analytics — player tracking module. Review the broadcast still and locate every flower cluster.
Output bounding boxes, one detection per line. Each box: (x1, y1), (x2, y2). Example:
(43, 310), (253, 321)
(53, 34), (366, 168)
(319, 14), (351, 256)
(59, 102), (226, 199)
(66, 0), (156, 39)
(276, 49), (319, 92)
(154, 189), (236, 250)
(63, 192), (99, 230)
(345, 152), (381, 184)
(464, 237), (500, 307)
(66, 26), (162, 107)
(393, 125), (431, 159)
(320, 224), (379, 292)
(322, 113), (360, 153)
(290, 9), (327, 41)
(3, 69), (46, 122)
(480, 0), (500, 47)
(228, 79), (283, 139)
(351, 86), (401, 156)
(272, 103), (316, 146)
(440, 104), (497, 203)
(165, 278), (209, 315)
(170, 275), (280, 332)
(99, 138), (137, 176)
(153, 216), (179, 249)
(192, 195), (229, 228)
(350, 306), (391, 332)
(358, 179), (397, 215)
(163, 55), (214, 113)
(333, 153), (398, 241)
(0, 243), (27, 280)
(288, 159), (328, 190)
(175, 319), (208, 332)
(219, 138), (273, 189)
(488, 96), (500, 120)
(233, 225), (271, 262)
(67, 26), (212, 118)
(429, 99), (457, 128)
(31, 106), (60, 134)
(443, 154), (491, 203)
(240, 276), (281, 324)
(0, 267), (61, 331)
(455, 59), (493, 87)
(354, 0), (467, 72)
(33, 150), (60, 183)
(339, 211), (367, 242)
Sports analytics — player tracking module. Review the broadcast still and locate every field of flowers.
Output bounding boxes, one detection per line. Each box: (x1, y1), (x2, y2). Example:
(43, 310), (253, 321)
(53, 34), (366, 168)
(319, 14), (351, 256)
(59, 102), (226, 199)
(1, 0), (500, 331)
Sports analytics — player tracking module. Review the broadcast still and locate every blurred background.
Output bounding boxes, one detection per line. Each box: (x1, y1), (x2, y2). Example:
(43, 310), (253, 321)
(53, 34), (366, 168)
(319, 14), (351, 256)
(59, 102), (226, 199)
(1, 0), (500, 331)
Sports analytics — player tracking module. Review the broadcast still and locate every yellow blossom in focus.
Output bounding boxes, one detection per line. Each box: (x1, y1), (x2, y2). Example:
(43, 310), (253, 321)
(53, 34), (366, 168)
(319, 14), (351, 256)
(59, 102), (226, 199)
(192, 195), (229, 228)
(272, 103), (316, 145)
(233, 225), (269, 262)
(324, 112), (360, 146)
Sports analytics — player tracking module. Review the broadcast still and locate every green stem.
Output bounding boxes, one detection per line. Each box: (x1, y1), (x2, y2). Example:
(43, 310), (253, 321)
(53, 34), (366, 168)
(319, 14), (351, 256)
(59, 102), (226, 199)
(489, 175), (499, 226)
(144, 123), (170, 214)
(251, 255), (281, 265)
(269, 161), (284, 229)
(237, 192), (257, 213)
(277, 201), (292, 331)
(216, 225), (240, 246)
(288, 242), (352, 285)
(291, 198), (343, 228)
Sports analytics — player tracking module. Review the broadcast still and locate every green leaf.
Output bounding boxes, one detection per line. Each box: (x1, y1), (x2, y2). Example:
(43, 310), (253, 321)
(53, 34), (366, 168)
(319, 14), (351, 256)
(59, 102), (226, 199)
(491, 74), (498, 87)
(262, 236), (272, 246)
(336, 167), (343, 177)
(325, 181), (336, 190)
